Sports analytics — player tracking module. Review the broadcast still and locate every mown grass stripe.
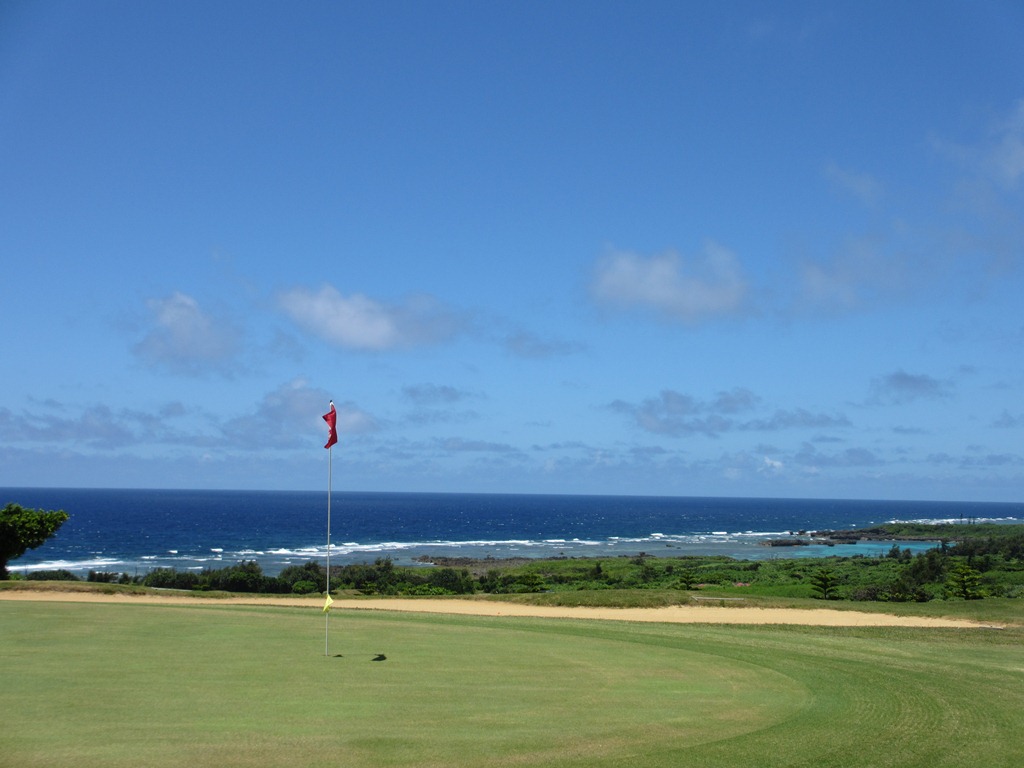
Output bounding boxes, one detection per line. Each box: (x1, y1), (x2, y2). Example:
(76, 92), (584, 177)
(1, 602), (1022, 767)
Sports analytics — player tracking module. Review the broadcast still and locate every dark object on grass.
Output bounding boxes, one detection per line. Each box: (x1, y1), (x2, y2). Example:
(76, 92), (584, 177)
(372, 654), (387, 662)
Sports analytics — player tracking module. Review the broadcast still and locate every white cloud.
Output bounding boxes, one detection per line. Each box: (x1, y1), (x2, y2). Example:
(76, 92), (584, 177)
(590, 243), (748, 323)
(133, 292), (239, 375)
(278, 285), (464, 351)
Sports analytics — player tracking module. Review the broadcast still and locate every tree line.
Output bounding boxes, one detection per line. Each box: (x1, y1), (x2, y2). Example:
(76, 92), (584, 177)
(21, 557), (478, 596)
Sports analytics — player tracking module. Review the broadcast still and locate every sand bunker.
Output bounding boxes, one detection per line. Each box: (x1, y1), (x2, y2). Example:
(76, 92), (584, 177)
(0, 589), (992, 628)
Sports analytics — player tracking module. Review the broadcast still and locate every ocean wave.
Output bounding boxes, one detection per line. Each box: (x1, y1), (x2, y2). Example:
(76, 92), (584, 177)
(886, 517), (1022, 526)
(13, 526), (975, 578)
(15, 557), (127, 572)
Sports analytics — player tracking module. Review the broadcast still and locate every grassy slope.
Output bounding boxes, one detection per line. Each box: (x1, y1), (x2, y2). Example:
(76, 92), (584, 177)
(2, 599), (1022, 768)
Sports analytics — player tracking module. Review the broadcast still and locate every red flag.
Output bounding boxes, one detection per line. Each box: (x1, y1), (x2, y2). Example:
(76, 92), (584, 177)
(323, 401), (338, 449)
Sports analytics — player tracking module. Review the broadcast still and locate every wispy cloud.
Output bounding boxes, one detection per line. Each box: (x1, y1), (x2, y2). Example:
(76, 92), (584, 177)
(0, 404), (138, 449)
(609, 398), (731, 437)
(927, 100), (1024, 279)
(590, 243), (748, 323)
(402, 384), (479, 425)
(435, 437), (522, 454)
(992, 410), (1023, 428)
(221, 379), (379, 449)
(867, 370), (953, 405)
(133, 292), (240, 375)
(2, 381), (378, 454)
(403, 384), (470, 406)
(0, 399), (212, 451)
(712, 388), (761, 414)
(934, 99), (1024, 190)
(927, 450), (1024, 469)
(796, 233), (917, 311)
(278, 285), (466, 351)
(740, 409), (851, 431)
(793, 443), (883, 468)
(823, 161), (884, 206)
(608, 388), (848, 438)
(504, 331), (585, 359)
(609, 389), (734, 437)
(987, 100), (1024, 188)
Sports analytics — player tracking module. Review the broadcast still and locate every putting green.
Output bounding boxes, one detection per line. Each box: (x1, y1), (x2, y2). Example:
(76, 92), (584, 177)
(1, 601), (1021, 767)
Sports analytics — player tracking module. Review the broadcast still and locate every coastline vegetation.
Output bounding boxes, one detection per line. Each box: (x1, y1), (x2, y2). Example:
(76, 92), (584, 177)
(14, 522), (1024, 605)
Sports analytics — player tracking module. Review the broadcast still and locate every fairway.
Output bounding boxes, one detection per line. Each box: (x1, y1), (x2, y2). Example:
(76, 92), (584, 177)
(2, 601), (1022, 767)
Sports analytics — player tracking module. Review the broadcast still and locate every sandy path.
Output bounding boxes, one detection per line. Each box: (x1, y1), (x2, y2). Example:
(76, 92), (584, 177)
(0, 590), (993, 628)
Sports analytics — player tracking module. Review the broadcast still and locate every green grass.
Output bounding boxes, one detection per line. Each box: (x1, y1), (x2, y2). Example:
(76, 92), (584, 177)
(2, 600), (1023, 767)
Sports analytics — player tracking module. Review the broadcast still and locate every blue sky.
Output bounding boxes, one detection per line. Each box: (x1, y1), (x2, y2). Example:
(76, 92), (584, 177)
(2, 1), (1023, 501)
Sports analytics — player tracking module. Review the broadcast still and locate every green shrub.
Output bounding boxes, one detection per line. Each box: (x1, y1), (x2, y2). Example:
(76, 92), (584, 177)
(143, 568), (199, 590)
(27, 569), (80, 581)
(403, 583), (456, 596)
(291, 580), (318, 594)
(201, 561), (286, 593)
(87, 571), (121, 583)
(426, 567), (475, 594)
(279, 561), (326, 592)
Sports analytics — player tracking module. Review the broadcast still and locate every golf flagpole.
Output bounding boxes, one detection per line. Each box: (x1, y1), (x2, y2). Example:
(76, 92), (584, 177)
(326, 441), (331, 655)
(322, 401), (339, 656)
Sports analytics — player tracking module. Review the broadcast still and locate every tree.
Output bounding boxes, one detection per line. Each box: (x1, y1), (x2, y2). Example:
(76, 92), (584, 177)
(676, 568), (697, 590)
(426, 567), (475, 595)
(0, 503), (69, 579)
(279, 560), (327, 593)
(904, 549), (946, 586)
(810, 568), (837, 600)
(945, 562), (984, 600)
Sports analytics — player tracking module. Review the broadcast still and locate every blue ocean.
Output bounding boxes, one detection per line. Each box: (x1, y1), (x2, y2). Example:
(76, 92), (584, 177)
(5, 488), (1022, 578)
